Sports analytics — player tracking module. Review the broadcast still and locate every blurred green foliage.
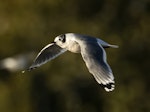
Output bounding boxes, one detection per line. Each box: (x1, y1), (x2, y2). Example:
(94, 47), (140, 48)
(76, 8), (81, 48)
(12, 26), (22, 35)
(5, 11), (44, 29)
(0, 0), (150, 112)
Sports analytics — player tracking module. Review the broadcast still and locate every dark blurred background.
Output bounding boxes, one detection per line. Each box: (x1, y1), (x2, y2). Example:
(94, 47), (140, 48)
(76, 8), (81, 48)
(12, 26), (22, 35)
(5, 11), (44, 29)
(0, 0), (150, 112)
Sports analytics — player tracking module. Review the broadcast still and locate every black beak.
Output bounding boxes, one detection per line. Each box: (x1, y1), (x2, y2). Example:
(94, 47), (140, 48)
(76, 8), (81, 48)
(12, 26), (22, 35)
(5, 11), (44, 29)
(52, 41), (56, 44)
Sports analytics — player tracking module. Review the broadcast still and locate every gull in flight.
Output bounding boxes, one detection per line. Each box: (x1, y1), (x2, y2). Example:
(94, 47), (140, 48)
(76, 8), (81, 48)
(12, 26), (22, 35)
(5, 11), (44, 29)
(26, 33), (118, 92)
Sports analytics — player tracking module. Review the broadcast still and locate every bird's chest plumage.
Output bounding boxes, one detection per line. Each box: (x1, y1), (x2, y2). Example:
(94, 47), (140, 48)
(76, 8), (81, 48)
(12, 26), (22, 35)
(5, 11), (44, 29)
(67, 41), (81, 53)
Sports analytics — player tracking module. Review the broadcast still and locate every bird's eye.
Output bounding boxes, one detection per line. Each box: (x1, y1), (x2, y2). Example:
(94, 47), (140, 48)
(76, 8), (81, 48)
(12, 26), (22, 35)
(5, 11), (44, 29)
(59, 34), (66, 43)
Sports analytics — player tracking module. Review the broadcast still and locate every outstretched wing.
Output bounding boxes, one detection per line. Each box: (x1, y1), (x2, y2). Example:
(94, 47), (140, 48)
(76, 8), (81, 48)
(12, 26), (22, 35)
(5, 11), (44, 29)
(28, 43), (66, 70)
(80, 40), (115, 92)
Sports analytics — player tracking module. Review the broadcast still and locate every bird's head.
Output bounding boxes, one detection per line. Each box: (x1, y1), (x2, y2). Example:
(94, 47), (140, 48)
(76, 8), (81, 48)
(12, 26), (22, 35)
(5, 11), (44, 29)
(54, 33), (76, 48)
(54, 34), (67, 48)
(54, 33), (80, 53)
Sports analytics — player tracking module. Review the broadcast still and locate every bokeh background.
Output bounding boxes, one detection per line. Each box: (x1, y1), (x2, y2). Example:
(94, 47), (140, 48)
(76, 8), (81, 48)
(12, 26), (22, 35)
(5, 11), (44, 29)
(0, 0), (150, 112)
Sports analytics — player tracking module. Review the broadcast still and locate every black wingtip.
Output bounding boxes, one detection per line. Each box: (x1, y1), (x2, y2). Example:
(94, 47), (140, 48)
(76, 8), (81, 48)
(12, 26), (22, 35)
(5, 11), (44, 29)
(27, 66), (37, 71)
(101, 83), (115, 92)
(21, 66), (37, 74)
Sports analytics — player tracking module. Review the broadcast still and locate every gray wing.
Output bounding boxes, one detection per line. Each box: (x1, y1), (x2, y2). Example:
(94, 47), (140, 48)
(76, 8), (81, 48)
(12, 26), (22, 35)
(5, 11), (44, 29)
(28, 43), (66, 70)
(80, 41), (115, 92)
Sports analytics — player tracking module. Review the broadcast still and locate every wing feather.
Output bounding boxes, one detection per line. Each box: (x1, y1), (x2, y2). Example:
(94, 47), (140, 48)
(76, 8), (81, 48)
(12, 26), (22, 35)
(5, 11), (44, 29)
(80, 40), (115, 91)
(28, 43), (66, 70)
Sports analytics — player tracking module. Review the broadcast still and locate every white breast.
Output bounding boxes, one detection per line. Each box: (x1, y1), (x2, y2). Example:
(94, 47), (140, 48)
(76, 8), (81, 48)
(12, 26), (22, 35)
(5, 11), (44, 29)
(67, 41), (81, 53)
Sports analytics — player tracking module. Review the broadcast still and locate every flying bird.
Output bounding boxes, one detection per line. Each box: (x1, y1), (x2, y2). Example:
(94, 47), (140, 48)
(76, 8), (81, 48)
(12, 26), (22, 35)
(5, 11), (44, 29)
(27, 33), (118, 92)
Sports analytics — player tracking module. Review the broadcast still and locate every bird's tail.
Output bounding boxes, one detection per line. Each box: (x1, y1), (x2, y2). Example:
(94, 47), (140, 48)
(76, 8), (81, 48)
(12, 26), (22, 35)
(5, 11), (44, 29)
(97, 38), (119, 48)
(107, 44), (119, 48)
